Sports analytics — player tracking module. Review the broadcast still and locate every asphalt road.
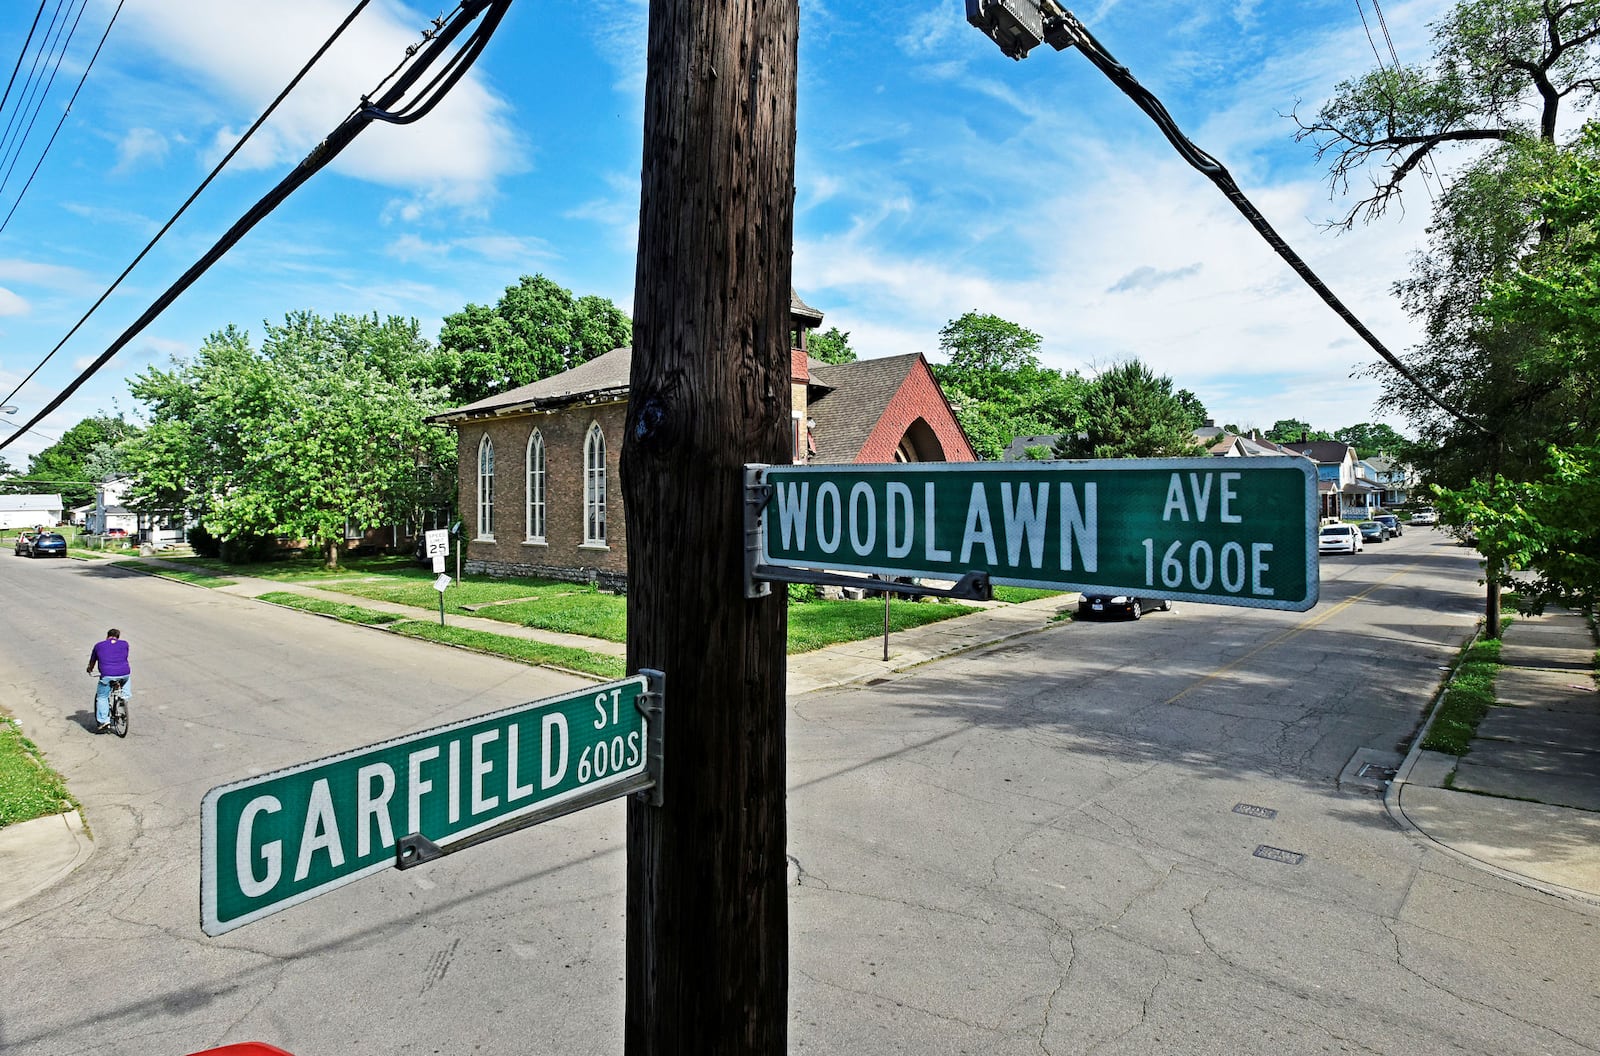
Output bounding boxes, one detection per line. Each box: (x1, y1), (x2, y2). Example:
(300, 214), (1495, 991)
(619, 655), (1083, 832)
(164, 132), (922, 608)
(2, 534), (1597, 1055)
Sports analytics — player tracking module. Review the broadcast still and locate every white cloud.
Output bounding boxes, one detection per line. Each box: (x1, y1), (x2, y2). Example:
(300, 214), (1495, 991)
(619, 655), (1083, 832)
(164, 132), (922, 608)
(110, 1), (527, 205)
(113, 128), (169, 173)
(0, 288), (29, 316)
(0, 260), (91, 291)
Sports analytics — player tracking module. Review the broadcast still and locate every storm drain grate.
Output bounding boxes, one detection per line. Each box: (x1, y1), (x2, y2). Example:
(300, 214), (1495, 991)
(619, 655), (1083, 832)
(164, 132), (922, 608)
(1253, 845), (1305, 865)
(865, 678), (891, 686)
(1357, 763), (1399, 782)
(1232, 803), (1277, 820)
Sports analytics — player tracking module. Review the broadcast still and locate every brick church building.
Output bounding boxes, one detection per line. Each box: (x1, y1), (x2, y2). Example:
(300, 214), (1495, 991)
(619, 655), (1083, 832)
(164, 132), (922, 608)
(429, 295), (975, 588)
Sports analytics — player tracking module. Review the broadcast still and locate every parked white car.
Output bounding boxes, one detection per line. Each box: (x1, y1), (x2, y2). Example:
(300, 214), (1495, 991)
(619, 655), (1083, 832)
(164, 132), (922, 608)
(1410, 506), (1437, 526)
(1318, 523), (1364, 554)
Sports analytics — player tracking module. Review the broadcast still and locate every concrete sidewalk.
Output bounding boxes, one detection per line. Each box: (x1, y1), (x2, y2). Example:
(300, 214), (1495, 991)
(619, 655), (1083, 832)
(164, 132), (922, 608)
(1390, 610), (1600, 904)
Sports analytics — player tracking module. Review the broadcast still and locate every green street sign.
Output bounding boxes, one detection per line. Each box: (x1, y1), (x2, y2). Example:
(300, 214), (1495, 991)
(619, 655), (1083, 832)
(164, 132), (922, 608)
(751, 457), (1318, 611)
(201, 675), (661, 936)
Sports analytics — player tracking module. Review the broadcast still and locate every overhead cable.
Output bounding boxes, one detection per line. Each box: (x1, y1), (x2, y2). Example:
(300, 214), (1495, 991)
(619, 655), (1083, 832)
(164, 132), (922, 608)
(0, 0), (124, 233)
(1042, 10), (1490, 435)
(0, 0), (512, 453)
(0, 0), (84, 190)
(0, 2), (51, 123)
(0, 0), (376, 422)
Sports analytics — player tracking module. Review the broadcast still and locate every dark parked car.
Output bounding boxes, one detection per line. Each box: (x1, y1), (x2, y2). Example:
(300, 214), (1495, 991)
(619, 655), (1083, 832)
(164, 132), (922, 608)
(1078, 594), (1175, 620)
(24, 532), (67, 558)
(1374, 514), (1402, 537)
(1357, 520), (1389, 543)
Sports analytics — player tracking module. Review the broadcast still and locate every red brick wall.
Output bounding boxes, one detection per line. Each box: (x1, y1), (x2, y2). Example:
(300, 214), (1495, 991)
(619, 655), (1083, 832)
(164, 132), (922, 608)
(855, 358), (976, 463)
(454, 400), (630, 587)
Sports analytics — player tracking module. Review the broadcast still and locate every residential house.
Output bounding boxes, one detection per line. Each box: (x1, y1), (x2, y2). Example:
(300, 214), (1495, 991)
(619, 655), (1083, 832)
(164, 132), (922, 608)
(88, 478), (189, 545)
(1287, 440), (1381, 520)
(0, 493), (63, 530)
(1363, 455), (1416, 507)
(429, 295), (976, 589)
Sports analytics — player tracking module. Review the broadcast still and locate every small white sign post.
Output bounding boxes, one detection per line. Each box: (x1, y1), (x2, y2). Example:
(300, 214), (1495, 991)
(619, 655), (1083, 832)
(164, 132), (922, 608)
(433, 572), (451, 625)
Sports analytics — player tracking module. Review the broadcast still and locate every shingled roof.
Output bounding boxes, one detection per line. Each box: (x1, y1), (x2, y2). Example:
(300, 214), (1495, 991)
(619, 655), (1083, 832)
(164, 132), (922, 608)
(428, 347), (633, 422)
(806, 353), (921, 464)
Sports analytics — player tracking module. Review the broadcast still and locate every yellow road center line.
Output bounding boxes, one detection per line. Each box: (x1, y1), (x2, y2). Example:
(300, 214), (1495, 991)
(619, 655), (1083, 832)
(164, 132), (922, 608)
(1164, 565), (1416, 706)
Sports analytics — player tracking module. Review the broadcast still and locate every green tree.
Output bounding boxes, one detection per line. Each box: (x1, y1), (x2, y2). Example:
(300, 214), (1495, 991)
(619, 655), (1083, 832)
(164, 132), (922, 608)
(24, 416), (138, 507)
(1264, 418), (1331, 445)
(1299, 2), (1600, 633)
(0, 455), (15, 479)
(124, 312), (455, 569)
(1333, 422), (1414, 460)
(1295, 0), (1600, 228)
(807, 325), (856, 365)
(1054, 360), (1204, 459)
(434, 274), (632, 406)
(1175, 389), (1208, 431)
(930, 312), (1086, 460)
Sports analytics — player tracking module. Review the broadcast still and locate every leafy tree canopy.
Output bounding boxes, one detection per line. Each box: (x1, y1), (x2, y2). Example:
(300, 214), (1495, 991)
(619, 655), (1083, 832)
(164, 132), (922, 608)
(1264, 418), (1332, 445)
(807, 326), (856, 365)
(1295, 0), (1600, 227)
(1332, 422), (1414, 460)
(123, 312), (455, 569)
(1055, 360), (1203, 459)
(435, 274), (632, 406)
(929, 311), (1085, 460)
(24, 415), (138, 508)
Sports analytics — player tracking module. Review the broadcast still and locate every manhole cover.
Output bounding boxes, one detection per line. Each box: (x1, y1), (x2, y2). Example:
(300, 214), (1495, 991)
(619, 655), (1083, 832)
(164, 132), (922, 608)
(1233, 803), (1277, 819)
(1357, 763), (1398, 782)
(1253, 845), (1305, 865)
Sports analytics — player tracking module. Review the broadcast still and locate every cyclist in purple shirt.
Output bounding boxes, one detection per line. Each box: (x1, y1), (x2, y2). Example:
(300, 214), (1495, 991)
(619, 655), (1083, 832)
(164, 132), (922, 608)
(87, 628), (131, 733)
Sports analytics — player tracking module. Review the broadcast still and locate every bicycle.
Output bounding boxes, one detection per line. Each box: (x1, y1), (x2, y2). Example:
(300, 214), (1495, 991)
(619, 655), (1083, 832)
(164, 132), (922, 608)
(95, 677), (129, 738)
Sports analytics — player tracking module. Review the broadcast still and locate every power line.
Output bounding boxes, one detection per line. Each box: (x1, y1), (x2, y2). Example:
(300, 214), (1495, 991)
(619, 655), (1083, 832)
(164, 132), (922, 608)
(0, 0), (123, 233)
(0, 0), (82, 187)
(0, 2), (51, 122)
(1353, 0), (1442, 204)
(0, 0), (377, 419)
(0, 1), (513, 454)
(1035, 9), (1489, 434)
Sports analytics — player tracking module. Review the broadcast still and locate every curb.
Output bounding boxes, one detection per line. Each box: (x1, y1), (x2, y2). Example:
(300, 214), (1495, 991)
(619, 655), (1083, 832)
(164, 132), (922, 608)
(0, 810), (93, 916)
(1384, 621), (1600, 907)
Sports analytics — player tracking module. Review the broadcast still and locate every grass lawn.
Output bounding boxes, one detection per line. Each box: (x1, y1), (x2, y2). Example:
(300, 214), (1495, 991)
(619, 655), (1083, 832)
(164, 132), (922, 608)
(171, 553), (420, 582)
(256, 592), (625, 679)
(0, 715), (78, 829)
(786, 597), (976, 654)
(113, 560), (236, 587)
(188, 555), (989, 654)
(991, 586), (1065, 604)
(1422, 635), (1504, 755)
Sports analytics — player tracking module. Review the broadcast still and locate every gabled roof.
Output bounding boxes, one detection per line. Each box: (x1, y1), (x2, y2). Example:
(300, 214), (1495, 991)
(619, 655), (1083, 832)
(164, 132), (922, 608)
(429, 347), (632, 422)
(1294, 440), (1356, 465)
(806, 354), (921, 464)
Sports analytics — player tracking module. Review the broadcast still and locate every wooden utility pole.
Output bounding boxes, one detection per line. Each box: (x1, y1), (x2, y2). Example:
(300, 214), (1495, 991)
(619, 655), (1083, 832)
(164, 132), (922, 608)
(622, 1), (798, 1053)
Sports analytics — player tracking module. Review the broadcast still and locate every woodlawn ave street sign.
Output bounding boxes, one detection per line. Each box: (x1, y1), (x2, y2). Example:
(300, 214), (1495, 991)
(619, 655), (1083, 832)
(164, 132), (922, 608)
(201, 674), (660, 936)
(751, 457), (1318, 611)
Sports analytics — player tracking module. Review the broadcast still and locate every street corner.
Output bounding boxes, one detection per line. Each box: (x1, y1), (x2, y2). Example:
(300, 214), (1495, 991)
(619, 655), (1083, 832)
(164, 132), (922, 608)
(0, 809), (93, 916)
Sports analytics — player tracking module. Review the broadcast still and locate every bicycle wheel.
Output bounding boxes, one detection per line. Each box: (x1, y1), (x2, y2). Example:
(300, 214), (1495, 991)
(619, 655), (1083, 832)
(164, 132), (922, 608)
(110, 694), (128, 738)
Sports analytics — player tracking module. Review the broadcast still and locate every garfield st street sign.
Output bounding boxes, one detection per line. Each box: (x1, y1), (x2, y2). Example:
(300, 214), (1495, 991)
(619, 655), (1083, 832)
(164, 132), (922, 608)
(201, 675), (659, 936)
(750, 457), (1318, 611)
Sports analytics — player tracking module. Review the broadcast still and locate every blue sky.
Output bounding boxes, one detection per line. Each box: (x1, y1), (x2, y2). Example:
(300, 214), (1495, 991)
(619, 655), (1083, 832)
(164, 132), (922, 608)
(0, 0), (1452, 466)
